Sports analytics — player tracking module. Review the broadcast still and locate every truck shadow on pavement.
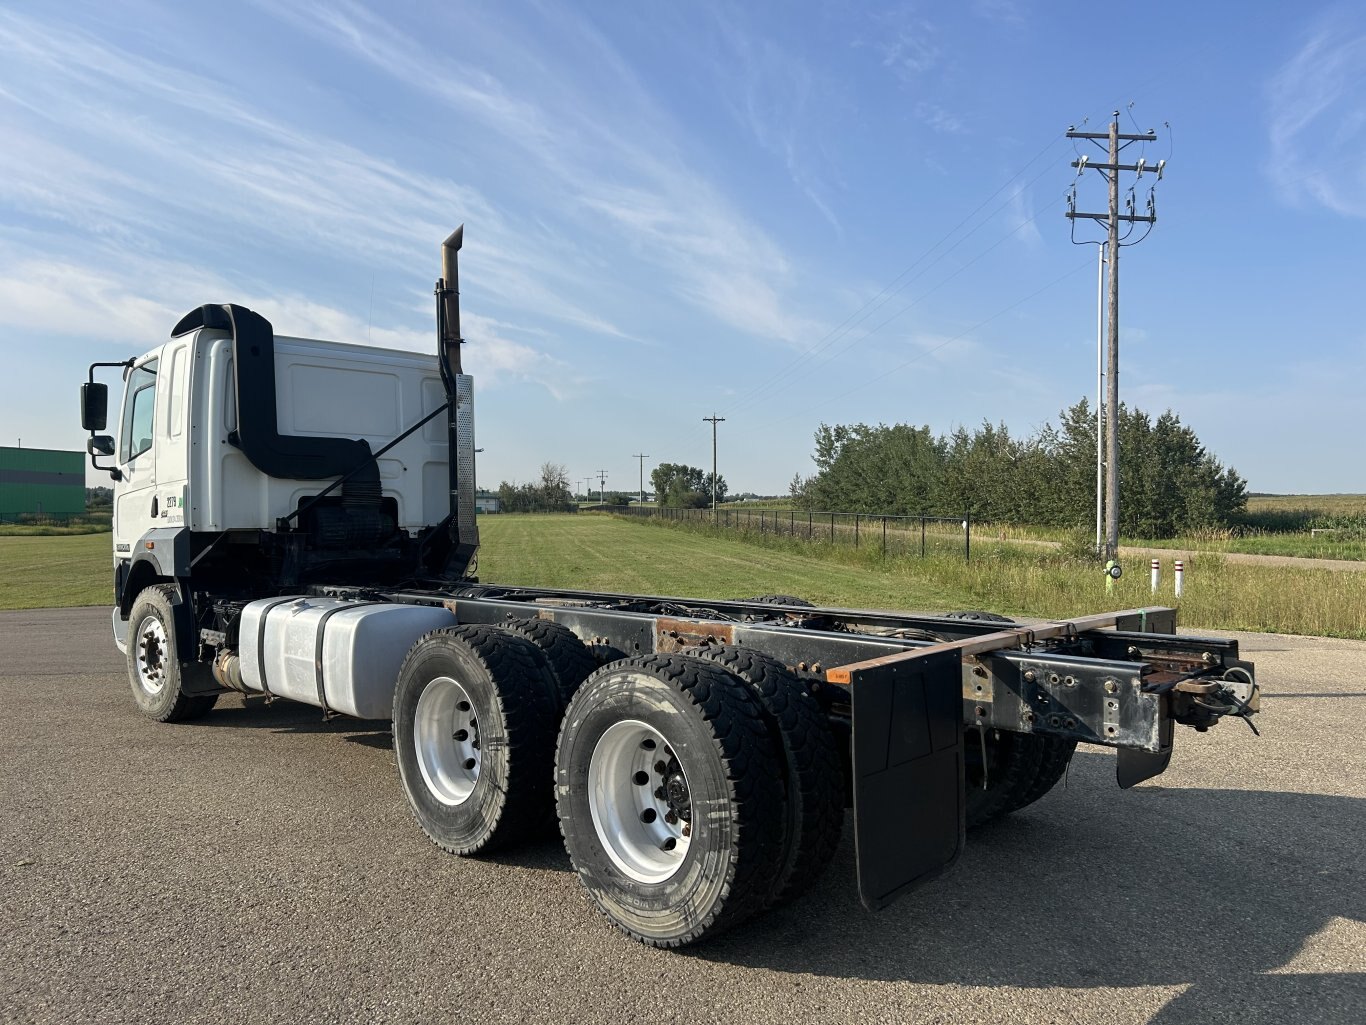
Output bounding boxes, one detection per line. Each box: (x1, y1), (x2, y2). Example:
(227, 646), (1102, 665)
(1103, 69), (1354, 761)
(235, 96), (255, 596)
(196, 695), (394, 750)
(694, 752), (1364, 1025)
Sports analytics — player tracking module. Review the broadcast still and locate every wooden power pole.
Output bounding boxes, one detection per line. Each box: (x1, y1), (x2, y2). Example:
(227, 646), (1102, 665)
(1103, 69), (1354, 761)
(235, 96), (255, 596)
(1066, 111), (1164, 561)
(632, 453), (649, 508)
(702, 415), (725, 519)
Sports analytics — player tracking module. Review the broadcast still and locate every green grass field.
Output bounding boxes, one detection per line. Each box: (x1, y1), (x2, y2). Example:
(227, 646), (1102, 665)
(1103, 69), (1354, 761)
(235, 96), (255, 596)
(625, 514), (1366, 639)
(5, 513), (1364, 638)
(1247, 493), (1366, 515)
(477, 514), (966, 610)
(0, 533), (112, 609)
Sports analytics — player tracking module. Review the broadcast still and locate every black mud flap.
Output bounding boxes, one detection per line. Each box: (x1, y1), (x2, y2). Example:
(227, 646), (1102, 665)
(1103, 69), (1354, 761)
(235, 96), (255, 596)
(850, 648), (965, 911)
(1116, 718), (1174, 788)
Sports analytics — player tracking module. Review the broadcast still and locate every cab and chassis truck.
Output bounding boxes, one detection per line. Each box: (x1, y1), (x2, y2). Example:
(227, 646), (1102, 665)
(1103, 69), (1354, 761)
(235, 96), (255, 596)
(80, 228), (1261, 947)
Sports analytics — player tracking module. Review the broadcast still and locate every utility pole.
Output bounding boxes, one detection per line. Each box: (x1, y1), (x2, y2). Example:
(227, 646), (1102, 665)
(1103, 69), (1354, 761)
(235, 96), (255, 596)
(1096, 241), (1106, 556)
(702, 415), (725, 520)
(596, 469), (609, 508)
(1066, 111), (1164, 561)
(632, 453), (649, 508)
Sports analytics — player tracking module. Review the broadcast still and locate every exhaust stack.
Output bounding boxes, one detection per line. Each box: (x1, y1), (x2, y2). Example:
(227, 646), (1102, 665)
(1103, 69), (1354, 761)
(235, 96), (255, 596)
(440, 226), (464, 375)
(436, 225), (478, 576)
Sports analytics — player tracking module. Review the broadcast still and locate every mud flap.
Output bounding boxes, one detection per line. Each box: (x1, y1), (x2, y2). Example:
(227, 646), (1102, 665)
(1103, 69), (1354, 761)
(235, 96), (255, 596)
(1116, 717), (1174, 788)
(850, 647), (965, 911)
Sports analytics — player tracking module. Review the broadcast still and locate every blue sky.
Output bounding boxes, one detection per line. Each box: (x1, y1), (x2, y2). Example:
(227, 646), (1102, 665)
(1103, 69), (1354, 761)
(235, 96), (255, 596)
(1, 0), (1362, 497)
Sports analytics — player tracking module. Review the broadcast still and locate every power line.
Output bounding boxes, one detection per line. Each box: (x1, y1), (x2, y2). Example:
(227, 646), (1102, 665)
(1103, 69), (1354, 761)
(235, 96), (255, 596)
(738, 187), (1068, 419)
(723, 139), (1073, 415)
(765, 256), (1096, 432)
(628, 119), (1150, 484)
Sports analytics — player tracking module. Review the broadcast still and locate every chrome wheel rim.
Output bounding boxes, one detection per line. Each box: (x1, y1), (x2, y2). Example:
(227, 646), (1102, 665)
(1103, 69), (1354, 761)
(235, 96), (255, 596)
(588, 720), (692, 884)
(414, 676), (481, 806)
(134, 616), (169, 696)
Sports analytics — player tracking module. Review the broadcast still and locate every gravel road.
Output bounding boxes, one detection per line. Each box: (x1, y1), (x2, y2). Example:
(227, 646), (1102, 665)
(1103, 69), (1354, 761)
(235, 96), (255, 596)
(1, 607), (1362, 1025)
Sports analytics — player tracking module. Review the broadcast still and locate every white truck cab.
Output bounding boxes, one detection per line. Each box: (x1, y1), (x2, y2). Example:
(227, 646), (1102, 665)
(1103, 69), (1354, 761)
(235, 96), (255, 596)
(83, 299), (479, 660)
(109, 331), (453, 549)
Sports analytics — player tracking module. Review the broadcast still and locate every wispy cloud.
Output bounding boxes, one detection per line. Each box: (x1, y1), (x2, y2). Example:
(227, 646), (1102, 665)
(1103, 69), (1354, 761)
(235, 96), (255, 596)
(262, 0), (822, 344)
(854, 10), (967, 136)
(1007, 179), (1043, 246)
(1267, 10), (1366, 217)
(0, 7), (628, 358)
(971, 0), (1026, 27)
(704, 11), (845, 231)
(0, 246), (580, 398)
(873, 8), (942, 80)
(915, 101), (967, 135)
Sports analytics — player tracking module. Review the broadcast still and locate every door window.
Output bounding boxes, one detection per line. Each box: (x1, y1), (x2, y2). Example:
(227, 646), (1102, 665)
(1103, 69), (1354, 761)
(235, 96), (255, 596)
(120, 359), (159, 463)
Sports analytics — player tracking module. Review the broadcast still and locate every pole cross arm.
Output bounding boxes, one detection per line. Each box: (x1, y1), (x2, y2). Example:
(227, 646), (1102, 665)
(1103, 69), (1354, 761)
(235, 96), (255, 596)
(1067, 212), (1157, 223)
(1070, 160), (1164, 174)
(1066, 130), (1155, 141)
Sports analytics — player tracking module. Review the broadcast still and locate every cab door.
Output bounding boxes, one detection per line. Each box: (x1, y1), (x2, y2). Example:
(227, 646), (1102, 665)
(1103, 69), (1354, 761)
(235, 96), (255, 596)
(113, 357), (160, 550)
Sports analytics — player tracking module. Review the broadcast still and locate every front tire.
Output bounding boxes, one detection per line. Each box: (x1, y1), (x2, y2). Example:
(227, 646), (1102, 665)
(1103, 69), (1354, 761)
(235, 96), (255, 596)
(556, 655), (785, 947)
(126, 584), (217, 723)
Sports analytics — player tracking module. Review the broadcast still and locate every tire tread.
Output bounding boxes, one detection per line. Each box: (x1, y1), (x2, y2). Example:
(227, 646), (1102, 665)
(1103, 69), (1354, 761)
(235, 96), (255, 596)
(684, 645), (843, 905)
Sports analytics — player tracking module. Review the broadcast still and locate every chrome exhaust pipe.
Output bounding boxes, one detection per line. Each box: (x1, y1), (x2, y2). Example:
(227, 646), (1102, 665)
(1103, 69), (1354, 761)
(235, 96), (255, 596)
(440, 225), (464, 376)
(435, 226), (479, 574)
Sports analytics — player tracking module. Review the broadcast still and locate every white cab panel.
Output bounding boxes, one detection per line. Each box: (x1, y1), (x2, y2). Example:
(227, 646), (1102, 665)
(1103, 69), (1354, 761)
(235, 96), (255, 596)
(184, 330), (449, 531)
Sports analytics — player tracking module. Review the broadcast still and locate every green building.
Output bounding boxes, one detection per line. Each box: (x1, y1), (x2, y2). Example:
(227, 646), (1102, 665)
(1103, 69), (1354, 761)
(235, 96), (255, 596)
(0, 446), (86, 520)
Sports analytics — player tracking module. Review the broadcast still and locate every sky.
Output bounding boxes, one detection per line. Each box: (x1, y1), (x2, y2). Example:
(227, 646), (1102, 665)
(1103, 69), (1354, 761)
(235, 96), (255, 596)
(1, 0), (1363, 497)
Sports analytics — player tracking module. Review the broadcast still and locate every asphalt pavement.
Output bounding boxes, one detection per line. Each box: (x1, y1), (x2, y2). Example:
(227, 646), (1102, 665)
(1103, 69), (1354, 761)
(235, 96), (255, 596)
(1, 607), (1362, 1025)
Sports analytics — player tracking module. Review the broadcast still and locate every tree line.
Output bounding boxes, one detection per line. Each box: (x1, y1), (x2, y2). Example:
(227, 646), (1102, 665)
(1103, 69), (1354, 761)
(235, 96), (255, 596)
(790, 399), (1247, 538)
(496, 462), (578, 513)
(651, 463), (727, 508)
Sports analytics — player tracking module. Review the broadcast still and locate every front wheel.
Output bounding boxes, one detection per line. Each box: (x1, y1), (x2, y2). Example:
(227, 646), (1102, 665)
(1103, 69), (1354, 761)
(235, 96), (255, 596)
(555, 655), (785, 947)
(125, 584), (218, 723)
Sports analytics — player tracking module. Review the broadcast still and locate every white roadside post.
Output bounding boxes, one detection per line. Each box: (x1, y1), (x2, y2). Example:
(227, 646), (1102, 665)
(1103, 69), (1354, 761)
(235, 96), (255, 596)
(1150, 558), (1160, 595)
(1174, 559), (1185, 599)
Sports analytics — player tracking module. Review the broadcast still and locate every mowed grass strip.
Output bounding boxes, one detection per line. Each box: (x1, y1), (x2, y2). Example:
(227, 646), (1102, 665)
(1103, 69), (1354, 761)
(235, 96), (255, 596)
(477, 514), (968, 611)
(0, 533), (111, 609)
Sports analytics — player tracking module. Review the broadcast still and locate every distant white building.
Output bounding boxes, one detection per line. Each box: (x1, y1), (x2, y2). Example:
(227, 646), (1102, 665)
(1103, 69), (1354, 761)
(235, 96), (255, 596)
(474, 491), (501, 514)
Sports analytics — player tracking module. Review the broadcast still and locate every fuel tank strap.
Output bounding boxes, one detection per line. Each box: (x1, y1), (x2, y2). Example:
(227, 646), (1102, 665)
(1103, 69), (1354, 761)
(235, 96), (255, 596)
(253, 597), (301, 697)
(312, 602), (385, 715)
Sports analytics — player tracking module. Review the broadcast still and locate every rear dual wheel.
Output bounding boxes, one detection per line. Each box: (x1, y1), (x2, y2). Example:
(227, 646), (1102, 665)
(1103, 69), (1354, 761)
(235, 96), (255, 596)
(965, 728), (1077, 828)
(683, 645), (844, 906)
(556, 655), (787, 947)
(393, 625), (562, 855)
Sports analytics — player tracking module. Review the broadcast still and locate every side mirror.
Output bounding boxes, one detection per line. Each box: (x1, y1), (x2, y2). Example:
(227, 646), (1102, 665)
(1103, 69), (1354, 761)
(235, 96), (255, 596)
(87, 435), (115, 457)
(81, 382), (108, 431)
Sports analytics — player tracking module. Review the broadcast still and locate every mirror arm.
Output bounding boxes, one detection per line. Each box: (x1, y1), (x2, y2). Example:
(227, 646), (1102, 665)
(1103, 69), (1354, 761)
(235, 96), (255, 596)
(84, 359), (134, 481)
